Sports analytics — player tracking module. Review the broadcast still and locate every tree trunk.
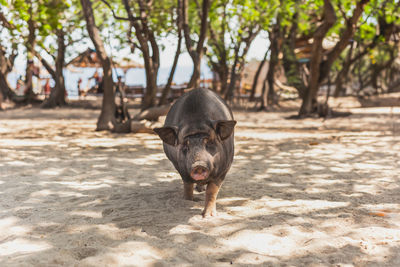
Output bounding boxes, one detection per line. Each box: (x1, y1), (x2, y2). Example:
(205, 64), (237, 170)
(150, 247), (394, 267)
(182, 0), (210, 88)
(81, 0), (115, 131)
(0, 73), (13, 100)
(159, 30), (182, 105)
(0, 14), (17, 107)
(219, 66), (229, 95)
(299, 0), (336, 117)
(122, 0), (160, 111)
(225, 27), (260, 101)
(159, 0), (183, 106)
(319, 0), (369, 84)
(281, 18), (307, 99)
(225, 47), (240, 101)
(188, 58), (201, 88)
(259, 73), (268, 110)
(42, 30), (67, 108)
(142, 65), (158, 110)
(368, 46), (396, 94)
(334, 41), (354, 97)
(250, 49), (268, 101)
(24, 5), (37, 102)
(0, 72), (13, 109)
(266, 25), (280, 106)
(0, 47), (16, 101)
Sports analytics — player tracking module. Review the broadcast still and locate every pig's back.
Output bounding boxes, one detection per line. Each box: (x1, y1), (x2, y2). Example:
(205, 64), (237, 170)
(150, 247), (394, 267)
(165, 88), (233, 126)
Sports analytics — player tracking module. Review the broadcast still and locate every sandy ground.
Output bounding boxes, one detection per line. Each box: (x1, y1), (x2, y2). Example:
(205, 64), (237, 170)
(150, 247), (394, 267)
(0, 100), (400, 266)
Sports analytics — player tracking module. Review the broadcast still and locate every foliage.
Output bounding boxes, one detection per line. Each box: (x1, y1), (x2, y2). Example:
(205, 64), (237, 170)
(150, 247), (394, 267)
(1, 0), (400, 114)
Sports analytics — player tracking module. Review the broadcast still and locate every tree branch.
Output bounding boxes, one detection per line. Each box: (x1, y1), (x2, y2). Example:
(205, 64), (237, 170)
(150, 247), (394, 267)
(100, 0), (140, 21)
(33, 50), (56, 78)
(0, 12), (14, 29)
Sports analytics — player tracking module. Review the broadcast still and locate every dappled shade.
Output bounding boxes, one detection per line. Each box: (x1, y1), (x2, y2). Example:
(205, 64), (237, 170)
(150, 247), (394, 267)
(0, 106), (399, 265)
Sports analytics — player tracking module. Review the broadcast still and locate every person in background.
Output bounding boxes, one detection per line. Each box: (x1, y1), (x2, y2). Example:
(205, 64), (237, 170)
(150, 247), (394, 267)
(114, 75), (130, 123)
(116, 75), (125, 94)
(77, 77), (83, 98)
(89, 69), (102, 93)
(15, 76), (24, 95)
(44, 78), (51, 98)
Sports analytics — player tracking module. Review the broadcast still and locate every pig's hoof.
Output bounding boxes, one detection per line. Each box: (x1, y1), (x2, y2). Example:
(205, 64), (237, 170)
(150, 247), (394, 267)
(202, 208), (217, 218)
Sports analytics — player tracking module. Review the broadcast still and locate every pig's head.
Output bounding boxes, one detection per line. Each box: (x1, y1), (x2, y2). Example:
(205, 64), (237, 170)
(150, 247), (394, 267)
(154, 120), (236, 181)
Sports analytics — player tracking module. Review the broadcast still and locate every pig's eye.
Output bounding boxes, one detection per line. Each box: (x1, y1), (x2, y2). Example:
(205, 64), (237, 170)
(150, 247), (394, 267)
(182, 140), (189, 154)
(182, 140), (190, 149)
(205, 138), (215, 148)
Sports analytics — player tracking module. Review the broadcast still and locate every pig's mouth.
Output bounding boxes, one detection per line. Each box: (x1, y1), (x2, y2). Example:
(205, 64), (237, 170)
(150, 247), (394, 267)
(190, 165), (209, 181)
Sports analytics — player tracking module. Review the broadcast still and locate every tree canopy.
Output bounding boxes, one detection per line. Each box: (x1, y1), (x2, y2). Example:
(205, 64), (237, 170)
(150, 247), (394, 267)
(1, 0), (399, 123)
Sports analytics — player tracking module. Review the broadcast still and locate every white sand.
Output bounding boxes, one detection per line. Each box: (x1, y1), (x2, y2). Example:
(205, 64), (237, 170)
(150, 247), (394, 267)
(0, 101), (400, 266)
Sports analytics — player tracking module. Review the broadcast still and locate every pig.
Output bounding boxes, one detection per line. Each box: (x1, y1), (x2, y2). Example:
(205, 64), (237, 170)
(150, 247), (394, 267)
(154, 88), (236, 217)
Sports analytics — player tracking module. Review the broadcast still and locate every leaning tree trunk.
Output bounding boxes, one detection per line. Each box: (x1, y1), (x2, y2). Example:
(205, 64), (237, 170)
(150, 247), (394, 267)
(0, 47), (16, 102)
(42, 30), (67, 108)
(259, 72), (268, 110)
(266, 25), (280, 107)
(0, 14), (17, 107)
(299, 0), (336, 117)
(182, 0), (210, 89)
(24, 6), (37, 102)
(159, 0), (183, 106)
(369, 46), (396, 94)
(142, 63), (158, 110)
(225, 27), (261, 101)
(81, 0), (115, 131)
(319, 0), (369, 85)
(218, 65), (229, 95)
(0, 73), (12, 100)
(122, 0), (160, 111)
(225, 46), (240, 101)
(334, 41), (354, 97)
(250, 49), (268, 101)
(281, 16), (307, 99)
(159, 19), (182, 106)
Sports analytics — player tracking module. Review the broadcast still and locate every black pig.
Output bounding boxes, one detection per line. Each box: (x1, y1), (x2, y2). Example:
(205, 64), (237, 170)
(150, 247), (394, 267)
(154, 88), (236, 217)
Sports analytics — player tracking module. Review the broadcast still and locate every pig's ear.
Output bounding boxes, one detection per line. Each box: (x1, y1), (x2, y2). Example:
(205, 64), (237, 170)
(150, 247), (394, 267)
(153, 126), (178, 146)
(214, 120), (237, 140)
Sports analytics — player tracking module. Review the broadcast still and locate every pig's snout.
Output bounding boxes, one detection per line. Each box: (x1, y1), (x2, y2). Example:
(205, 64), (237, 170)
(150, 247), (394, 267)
(190, 162), (209, 181)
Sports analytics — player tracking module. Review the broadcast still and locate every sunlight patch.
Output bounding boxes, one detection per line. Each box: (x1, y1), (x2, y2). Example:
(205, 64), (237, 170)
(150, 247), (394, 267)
(43, 181), (111, 191)
(354, 163), (391, 170)
(39, 168), (63, 176)
(267, 182), (292, 187)
(69, 210), (103, 218)
(6, 160), (33, 167)
(169, 224), (198, 235)
(267, 168), (293, 174)
(0, 238), (51, 256)
(218, 230), (299, 256)
(305, 187), (328, 194)
(309, 178), (345, 185)
(0, 139), (57, 147)
(259, 197), (349, 214)
(31, 190), (53, 197)
(80, 241), (164, 266)
(0, 217), (30, 239)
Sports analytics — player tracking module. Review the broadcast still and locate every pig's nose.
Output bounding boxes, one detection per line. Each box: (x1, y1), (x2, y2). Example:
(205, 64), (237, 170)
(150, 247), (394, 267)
(190, 162), (209, 181)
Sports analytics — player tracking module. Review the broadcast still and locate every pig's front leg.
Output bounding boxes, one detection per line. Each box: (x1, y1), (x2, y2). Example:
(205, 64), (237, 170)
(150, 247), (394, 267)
(202, 182), (221, 217)
(183, 181), (194, 200)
